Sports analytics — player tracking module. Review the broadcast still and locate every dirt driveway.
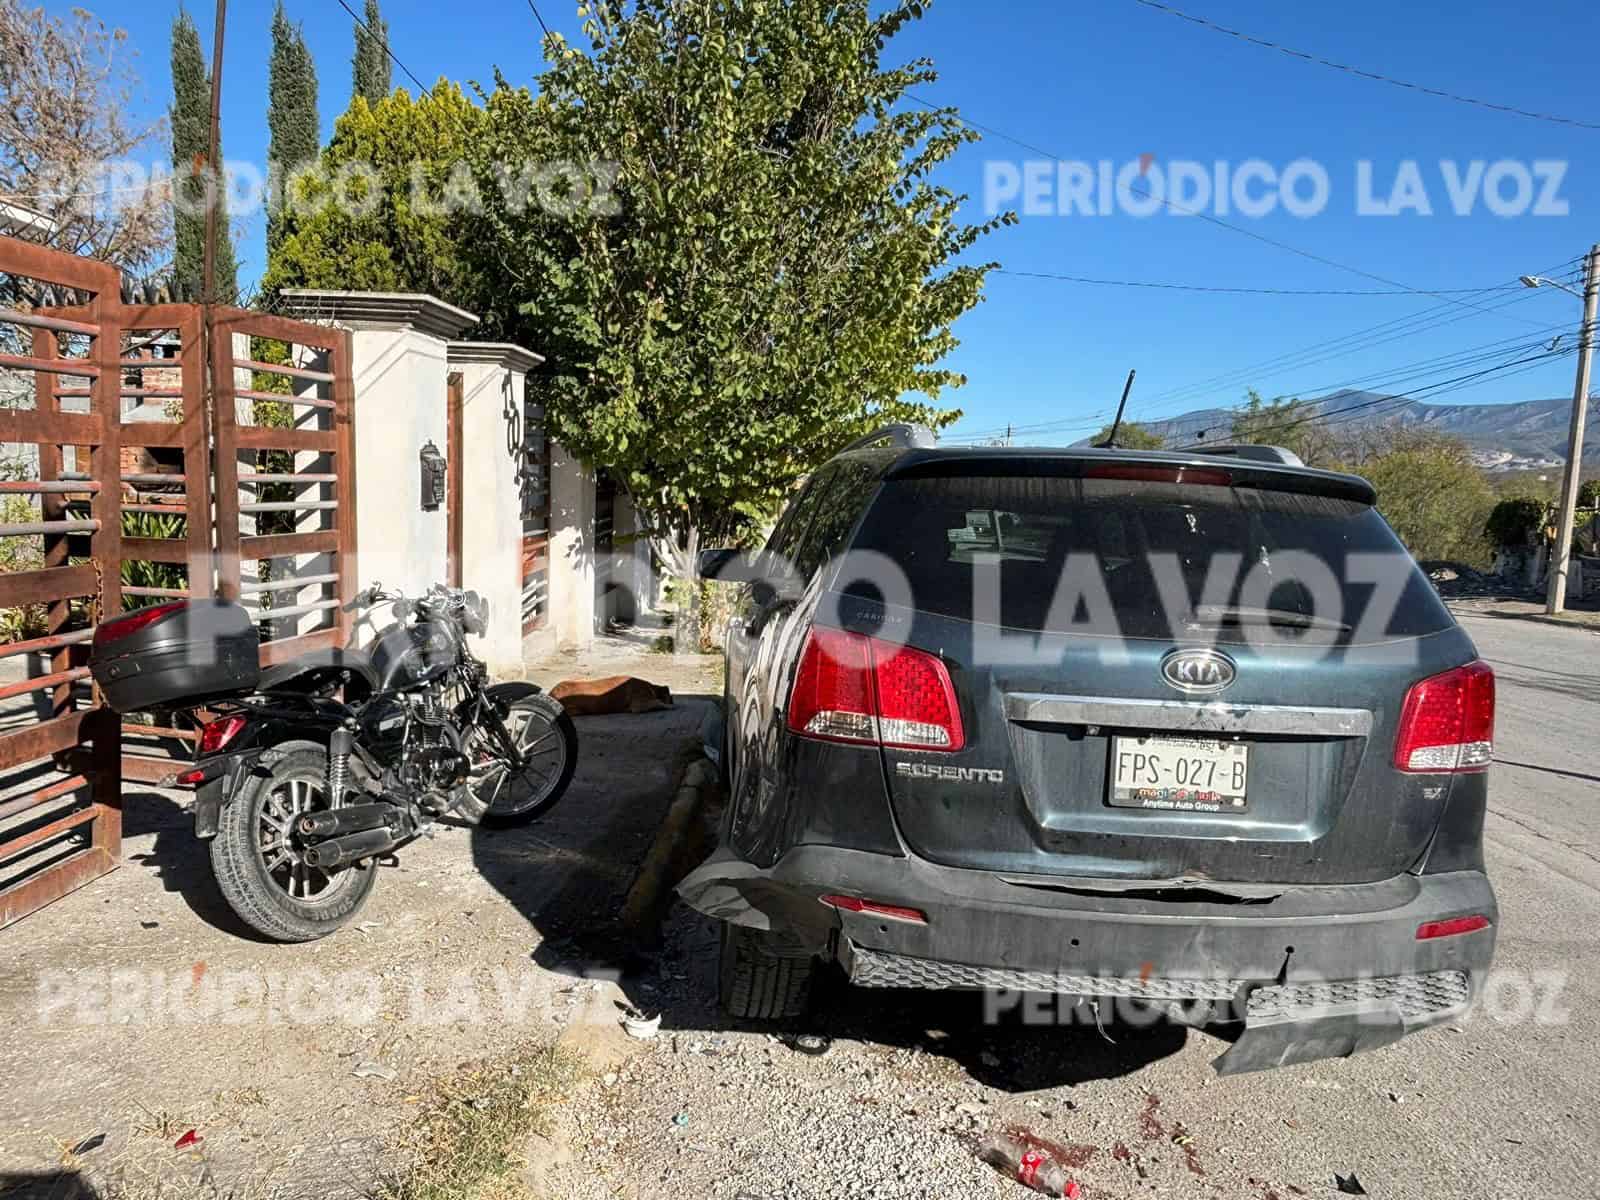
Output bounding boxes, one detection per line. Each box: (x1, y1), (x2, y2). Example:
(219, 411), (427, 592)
(0, 642), (718, 1198)
(539, 611), (1600, 1200)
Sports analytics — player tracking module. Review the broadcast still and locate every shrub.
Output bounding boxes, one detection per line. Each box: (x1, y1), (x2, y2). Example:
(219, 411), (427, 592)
(1339, 437), (1497, 566)
(1484, 496), (1550, 548)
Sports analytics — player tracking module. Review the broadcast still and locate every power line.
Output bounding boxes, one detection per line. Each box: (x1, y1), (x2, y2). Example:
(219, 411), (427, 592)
(524, 0), (553, 39)
(946, 333), (1576, 446)
(947, 258), (1583, 446)
(1128, 0), (1600, 132)
(994, 270), (1517, 297)
(333, 0), (428, 91)
(902, 93), (1555, 331)
(1129, 259), (1583, 418)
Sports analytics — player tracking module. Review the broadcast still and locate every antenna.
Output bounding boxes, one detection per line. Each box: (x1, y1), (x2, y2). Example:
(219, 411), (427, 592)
(1098, 369), (1137, 448)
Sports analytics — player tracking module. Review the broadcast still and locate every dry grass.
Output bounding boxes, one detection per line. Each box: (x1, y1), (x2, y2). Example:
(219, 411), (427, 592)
(370, 1044), (583, 1200)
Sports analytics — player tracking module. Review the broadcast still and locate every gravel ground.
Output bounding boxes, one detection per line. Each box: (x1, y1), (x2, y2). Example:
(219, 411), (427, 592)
(544, 610), (1600, 1200)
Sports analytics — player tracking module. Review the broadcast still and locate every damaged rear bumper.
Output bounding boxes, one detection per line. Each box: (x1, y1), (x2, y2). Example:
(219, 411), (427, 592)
(677, 845), (1496, 1074)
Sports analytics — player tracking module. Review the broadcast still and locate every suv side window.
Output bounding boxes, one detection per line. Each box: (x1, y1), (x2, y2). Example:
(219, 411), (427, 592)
(790, 458), (878, 582)
(765, 475), (819, 569)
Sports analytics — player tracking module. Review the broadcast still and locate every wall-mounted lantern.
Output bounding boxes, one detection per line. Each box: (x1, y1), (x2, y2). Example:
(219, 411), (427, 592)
(420, 440), (446, 511)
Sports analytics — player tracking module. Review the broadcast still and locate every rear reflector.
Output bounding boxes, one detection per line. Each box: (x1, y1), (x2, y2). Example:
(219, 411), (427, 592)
(198, 715), (247, 754)
(1393, 660), (1495, 773)
(93, 600), (187, 646)
(787, 627), (964, 752)
(175, 767), (207, 787)
(819, 894), (928, 924)
(1416, 914), (1491, 940)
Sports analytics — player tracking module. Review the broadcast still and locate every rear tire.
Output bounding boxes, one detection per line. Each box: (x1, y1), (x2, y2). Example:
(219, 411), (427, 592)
(718, 922), (816, 1021)
(210, 741), (378, 943)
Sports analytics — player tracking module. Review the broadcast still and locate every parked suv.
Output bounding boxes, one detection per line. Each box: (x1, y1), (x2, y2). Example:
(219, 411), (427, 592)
(681, 426), (1496, 1073)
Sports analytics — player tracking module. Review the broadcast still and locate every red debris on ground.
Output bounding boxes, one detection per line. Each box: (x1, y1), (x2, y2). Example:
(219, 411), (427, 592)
(1002, 1125), (1098, 1170)
(1137, 1094), (1165, 1141)
(173, 1129), (201, 1150)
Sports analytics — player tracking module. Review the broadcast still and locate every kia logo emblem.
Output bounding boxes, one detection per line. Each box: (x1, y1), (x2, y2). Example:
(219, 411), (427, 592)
(1161, 648), (1237, 694)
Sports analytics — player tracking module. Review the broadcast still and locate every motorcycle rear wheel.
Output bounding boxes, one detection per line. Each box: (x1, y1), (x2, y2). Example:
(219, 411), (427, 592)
(210, 741), (378, 942)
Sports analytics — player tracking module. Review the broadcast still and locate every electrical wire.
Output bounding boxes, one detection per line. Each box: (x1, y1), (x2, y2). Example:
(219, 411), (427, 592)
(901, 92), (1560, 331)
(525, 0), (553, 39)
(332, 0), (428, 91)
(993, 270), (1518, 297)
(1128, 0), (1600, 132)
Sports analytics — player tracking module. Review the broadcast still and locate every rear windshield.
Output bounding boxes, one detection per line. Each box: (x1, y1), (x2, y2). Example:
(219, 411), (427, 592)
(840, 474), (1454, 644)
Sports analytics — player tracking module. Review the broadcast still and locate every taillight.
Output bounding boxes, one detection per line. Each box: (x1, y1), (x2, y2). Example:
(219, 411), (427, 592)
(93, 600), (187, 646)
(1393, 661), (1494, 773)
(198, 715), (247, 754)
(786, 627), (964, 752)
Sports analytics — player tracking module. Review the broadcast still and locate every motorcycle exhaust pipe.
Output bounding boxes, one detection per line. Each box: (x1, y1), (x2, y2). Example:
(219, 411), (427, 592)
(297, 802), (393, 839)
(300, 826), (398, 869)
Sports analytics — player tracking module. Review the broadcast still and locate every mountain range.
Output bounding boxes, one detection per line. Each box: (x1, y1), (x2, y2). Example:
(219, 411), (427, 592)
(1129, 391), (1597, 470)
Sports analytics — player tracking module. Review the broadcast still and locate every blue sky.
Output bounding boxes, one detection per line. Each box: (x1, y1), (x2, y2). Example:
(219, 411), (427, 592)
(78, 0), (1600, 442)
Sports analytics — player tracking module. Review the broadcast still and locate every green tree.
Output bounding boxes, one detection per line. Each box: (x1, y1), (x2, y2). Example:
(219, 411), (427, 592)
(1336, 433), (1497, 566)
(1091, 420), (1164, 449)
(470, 0), (1009, 640)
(262, 82), (482, 298)
(267, 1), (320, 258)
(170, 9), (236, 301)
(352, 0), (391, 105)
(1578, 478), (1600, 509)
(1228, 389), (1334, 464)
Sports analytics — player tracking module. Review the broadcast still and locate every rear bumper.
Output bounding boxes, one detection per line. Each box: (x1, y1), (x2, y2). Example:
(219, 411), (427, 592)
(677, 845), (1497, 1073)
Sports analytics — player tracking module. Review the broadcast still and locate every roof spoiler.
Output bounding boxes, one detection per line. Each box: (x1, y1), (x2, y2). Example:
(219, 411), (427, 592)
(1175, 442), (1305, 467)
(836, 423), (937, 456)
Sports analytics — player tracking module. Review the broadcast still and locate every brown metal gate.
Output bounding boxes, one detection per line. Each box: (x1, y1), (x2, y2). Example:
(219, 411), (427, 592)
(0, 234), (359, 927)
(209, 308), (358, 666)
(0, 241), (125, 926)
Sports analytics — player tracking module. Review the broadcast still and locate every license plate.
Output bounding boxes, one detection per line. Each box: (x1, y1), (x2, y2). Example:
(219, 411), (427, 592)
(1109, 735), (1250, 812)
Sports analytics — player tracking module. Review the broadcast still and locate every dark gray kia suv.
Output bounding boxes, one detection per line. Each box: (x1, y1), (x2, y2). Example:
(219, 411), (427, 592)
(680, 425), (1497, 1073)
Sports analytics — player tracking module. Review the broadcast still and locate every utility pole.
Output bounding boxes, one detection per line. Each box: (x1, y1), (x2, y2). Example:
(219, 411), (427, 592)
(1547, 243), (1599, 616)
(201, 0), (227, 310)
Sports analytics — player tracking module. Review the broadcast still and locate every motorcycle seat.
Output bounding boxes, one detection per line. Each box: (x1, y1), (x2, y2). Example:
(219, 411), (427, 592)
(259, 647), (381, 698)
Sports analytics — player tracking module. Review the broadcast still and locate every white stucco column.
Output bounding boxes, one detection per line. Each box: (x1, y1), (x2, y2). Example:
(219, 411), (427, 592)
(446, 342), (546, 677)
(276, 291), (479, 632)
(548, 439), (596, 650)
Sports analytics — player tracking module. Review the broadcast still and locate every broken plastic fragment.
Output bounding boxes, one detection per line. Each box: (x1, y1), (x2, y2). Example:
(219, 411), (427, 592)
(173, 1130), (201, 1150)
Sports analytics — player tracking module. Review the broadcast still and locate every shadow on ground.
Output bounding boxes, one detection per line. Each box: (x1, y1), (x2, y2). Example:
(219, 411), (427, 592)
(474, 696), (715, 968)
(0, 1173), (99, 1200)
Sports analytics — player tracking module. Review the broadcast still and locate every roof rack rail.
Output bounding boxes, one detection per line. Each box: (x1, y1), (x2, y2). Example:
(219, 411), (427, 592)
(1177, 442), (1305, 468)
(836, 422), (937, 456)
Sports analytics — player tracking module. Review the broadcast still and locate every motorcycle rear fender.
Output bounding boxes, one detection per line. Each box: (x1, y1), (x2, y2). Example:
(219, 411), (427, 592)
(192, 748), (266, 839)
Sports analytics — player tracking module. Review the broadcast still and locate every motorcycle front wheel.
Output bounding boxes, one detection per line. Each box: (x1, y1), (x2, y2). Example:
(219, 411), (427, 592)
(210, 740), (378, 942)
(456, 683), (578, 827)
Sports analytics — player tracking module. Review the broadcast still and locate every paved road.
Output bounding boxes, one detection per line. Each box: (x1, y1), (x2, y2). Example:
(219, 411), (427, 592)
(556, 611), (1600, 1200)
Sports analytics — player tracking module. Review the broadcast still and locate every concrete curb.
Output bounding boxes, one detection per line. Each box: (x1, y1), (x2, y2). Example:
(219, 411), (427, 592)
(618, 756), (719, 939)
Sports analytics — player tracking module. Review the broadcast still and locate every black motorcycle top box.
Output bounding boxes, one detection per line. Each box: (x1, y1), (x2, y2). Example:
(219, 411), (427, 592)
(89, 599), (261, 714)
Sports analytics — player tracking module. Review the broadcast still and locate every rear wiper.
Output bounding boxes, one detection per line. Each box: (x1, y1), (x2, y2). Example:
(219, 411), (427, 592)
(1187, 604), (1352, 634)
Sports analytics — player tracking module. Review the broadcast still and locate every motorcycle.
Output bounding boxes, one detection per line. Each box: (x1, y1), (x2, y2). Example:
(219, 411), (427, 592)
(89, 582), (578, 942)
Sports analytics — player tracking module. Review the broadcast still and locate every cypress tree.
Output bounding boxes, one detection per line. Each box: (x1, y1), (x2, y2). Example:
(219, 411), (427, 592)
(170, 9), (237, 302)
(352, 0), (391, 105)
(267, 2), (320, 258)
